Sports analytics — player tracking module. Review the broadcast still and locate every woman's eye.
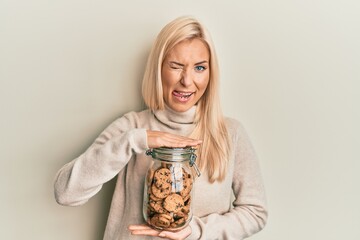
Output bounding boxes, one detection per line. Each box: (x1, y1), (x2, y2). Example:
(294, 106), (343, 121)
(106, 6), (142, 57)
(170, 65), (182, 70)
(195, 66), (206, 71)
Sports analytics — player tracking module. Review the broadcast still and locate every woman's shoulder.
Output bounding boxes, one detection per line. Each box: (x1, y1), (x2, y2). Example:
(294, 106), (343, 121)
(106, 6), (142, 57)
(109, 109), (152, 128)
(122, 108), (152, 120)
(224, 117), (243, 131)
(224, 117), (248, 140)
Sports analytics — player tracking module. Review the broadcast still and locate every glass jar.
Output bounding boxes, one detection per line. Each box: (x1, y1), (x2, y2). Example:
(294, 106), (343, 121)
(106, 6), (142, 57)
(143, 147), (201, 231)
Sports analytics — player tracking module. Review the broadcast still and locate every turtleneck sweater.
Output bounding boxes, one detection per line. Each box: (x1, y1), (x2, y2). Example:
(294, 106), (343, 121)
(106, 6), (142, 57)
(54, 106), (267, 240)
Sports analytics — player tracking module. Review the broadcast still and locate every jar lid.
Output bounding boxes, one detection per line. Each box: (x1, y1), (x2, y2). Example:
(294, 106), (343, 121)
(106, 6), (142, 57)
(146, 147), (201, 176)
(146, 147), (195, 162)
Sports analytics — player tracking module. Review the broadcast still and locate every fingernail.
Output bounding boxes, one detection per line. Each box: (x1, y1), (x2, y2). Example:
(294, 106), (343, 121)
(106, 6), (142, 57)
(159, 233), (165, 237)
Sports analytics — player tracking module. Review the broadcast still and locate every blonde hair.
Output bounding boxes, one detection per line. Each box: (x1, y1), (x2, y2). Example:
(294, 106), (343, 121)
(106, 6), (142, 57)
(142, 16), (230, 182)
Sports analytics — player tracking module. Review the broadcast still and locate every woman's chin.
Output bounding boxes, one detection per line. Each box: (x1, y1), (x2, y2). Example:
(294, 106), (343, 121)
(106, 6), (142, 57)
(167, 102), (194, 112)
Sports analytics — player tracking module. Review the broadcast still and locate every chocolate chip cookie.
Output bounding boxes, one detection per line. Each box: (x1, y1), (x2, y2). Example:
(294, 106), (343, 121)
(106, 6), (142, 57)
(145, 165), (193, 231)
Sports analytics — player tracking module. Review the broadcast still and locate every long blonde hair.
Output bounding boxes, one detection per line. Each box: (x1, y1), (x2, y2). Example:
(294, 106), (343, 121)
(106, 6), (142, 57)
(142, 16), (230, 182)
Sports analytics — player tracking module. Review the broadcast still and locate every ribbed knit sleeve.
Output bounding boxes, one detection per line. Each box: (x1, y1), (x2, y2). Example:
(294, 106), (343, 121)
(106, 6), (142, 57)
(54, 112), (148, 206)
(188, 120), (268, 239)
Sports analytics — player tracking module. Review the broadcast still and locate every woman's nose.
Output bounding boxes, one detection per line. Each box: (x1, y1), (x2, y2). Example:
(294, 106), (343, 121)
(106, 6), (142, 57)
(180, 70), (193, 87)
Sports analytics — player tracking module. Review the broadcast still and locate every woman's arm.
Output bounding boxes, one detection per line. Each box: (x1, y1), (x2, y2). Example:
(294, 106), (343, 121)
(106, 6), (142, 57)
(54, 112), (148, 206)
(188, 120), (268, 240)
(54, 112), (202, 207)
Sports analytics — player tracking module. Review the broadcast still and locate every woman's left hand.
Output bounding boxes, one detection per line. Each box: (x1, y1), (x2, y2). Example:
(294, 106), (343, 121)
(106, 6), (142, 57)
(128, 224), (191, 240)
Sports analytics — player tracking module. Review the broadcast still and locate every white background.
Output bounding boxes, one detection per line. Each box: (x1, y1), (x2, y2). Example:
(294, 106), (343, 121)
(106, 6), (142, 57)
(1, 0), (359, 239)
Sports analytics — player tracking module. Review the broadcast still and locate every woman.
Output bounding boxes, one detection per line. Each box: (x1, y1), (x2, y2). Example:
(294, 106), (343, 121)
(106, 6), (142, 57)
(54, 16), (267, 240)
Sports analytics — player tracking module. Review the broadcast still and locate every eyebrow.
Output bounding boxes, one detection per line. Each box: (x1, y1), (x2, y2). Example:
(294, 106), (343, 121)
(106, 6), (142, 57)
(194, 61), (208, 65)
(169, 61), (184, 67)
(169, 60), (208, 66)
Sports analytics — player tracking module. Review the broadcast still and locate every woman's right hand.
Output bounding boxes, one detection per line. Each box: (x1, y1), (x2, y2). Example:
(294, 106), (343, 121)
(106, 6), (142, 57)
(129, 224), (192, 240)
(146, 130), (202, 149)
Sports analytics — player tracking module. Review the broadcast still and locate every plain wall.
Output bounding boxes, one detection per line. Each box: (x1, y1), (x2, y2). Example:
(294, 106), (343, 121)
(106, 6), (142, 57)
(1, 0), (359, 239)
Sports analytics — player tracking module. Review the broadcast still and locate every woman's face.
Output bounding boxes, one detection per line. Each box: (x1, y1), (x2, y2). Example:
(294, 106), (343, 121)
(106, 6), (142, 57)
(161, 38), (210, 112)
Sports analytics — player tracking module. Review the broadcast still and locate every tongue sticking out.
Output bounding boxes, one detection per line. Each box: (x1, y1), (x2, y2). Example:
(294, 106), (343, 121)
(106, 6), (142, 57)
(172, 91), (193, 102)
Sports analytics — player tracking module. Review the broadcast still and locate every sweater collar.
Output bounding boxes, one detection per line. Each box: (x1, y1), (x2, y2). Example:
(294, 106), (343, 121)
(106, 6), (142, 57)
(153, 105), (197, 125)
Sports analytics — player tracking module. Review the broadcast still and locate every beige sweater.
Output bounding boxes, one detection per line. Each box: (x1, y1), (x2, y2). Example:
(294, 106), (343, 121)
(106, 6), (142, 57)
(54, 106), (267, 240)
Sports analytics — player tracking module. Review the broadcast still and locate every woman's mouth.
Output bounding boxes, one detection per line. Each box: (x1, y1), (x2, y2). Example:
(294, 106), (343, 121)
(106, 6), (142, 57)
(172, 91), (194, 102)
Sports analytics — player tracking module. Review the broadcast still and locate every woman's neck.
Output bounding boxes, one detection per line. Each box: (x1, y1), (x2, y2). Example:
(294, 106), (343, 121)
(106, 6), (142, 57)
(152, 105), (197, 134)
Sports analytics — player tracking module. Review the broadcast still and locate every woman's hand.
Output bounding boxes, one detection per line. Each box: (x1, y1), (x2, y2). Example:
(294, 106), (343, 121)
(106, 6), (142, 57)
(147, 130), (202, 149)
(128, 224), (192, 240)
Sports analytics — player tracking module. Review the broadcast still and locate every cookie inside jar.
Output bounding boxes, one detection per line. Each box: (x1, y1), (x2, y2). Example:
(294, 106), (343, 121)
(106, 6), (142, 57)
(144, 160), (194, 231)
